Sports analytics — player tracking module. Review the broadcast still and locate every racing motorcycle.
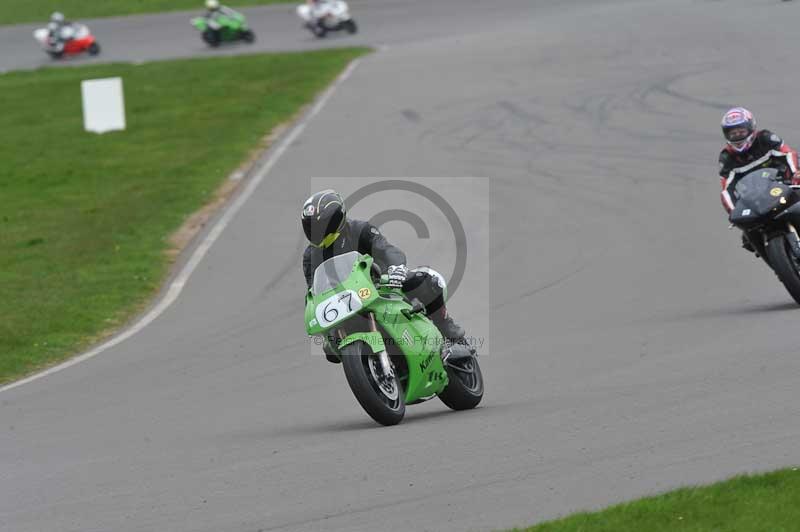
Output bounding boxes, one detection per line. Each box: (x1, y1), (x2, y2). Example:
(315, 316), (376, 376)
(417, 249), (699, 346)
(729, 167), (800, 304)
(191, 12), (255, 47)
(33, 24), (100, 59)
(297, 1), (358, 38)
(305, 251), (483, 425)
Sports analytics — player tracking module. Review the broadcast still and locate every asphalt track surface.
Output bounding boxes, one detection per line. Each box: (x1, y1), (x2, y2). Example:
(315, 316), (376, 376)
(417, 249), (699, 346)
(3, 0), (800, 531)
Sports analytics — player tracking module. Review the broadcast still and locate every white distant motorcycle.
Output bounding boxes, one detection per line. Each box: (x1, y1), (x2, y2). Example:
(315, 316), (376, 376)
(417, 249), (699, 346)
(296, 0), (358, 38)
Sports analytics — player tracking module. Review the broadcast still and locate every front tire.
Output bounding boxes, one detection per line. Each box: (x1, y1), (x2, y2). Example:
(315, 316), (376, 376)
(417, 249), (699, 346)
(88, 42), (100, 55)
(203, 30), (221, 47)
(438, 354), (484, 411)
(241, 30), (255, 43)
(765, 233), (800, 304)
(345, 19), (358, 34)
(311, 23), (327, 38)
(341, 342), (405, 426)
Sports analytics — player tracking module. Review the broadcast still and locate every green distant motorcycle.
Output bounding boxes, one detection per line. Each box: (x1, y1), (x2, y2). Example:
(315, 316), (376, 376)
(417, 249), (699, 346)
(191, 11), (255, 47)
(305, 251), (484, 426)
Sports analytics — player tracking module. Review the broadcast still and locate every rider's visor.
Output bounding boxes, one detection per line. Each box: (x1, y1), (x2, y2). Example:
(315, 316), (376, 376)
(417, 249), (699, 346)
(725, 127), (751, 142)
(302, 209), (344, 247)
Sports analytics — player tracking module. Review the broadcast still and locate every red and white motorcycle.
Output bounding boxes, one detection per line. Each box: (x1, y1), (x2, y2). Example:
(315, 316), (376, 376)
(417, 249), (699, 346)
(296, 0), (357, 38)
(33, 23), (100, 59)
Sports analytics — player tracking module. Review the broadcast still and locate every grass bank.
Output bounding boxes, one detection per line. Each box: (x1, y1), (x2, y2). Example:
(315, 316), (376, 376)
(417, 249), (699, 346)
(510, 468), (800, 532)
(0, 0), (291, 26)
(0, 47), (369, 384)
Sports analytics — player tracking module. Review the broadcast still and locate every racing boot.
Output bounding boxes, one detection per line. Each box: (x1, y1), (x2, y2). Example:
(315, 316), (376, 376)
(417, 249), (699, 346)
(431, 305), (465, 343)
(322, 336), (341, 364)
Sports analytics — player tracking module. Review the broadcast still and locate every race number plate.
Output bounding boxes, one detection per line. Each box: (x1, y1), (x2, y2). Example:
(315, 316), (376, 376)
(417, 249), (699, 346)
(315, 290), (363, 328)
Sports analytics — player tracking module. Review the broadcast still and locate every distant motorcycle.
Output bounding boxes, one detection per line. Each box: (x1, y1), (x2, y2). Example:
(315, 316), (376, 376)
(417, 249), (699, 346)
(191, 12), (255, 47)
(33, 24), (100, 59)
(297, 1), (358, 38)
(728, 167), (800, 304)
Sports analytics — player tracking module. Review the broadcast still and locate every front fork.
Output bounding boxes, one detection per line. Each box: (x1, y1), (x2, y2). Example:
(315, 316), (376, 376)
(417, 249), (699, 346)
(367, 312), (394, 378)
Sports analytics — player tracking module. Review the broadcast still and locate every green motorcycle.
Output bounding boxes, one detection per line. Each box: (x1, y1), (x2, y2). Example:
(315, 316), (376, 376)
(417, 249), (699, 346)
(305, 251), (484, 426)
(191, 12), (255, 47)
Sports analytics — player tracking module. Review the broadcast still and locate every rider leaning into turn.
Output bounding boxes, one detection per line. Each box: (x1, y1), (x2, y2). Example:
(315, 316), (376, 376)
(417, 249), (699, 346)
(204, 0), (241, 20)
(718, 107), (800, 252)
(47, 12), (73, 44)
(301, 190), (466, 363)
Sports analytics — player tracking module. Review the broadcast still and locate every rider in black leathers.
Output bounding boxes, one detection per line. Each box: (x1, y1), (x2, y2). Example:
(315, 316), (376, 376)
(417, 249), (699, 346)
(301, 189), (465, 363)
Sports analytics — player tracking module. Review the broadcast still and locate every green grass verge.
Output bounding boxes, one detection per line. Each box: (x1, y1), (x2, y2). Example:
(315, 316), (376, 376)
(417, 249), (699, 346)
(1, 0), (291, 26)
(510, 468), (800, 532)
(0, 47), (369, 384)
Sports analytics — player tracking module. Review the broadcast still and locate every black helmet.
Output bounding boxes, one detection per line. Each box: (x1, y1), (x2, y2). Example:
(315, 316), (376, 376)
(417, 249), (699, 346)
(302, 190), (346, 248)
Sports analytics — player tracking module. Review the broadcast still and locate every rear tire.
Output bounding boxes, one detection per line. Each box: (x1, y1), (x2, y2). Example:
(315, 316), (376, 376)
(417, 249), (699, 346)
(341, 342), (405, 426)
(88, 42), (100, 55)
(765, 233), (800, 305)
(345, 19), (358, 34)
(47, 51), (63, 59)
(438, 355), (484, 411)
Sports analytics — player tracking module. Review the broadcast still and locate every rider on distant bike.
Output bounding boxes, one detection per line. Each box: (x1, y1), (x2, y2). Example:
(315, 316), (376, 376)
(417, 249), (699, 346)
(204, 0), (242, 22)
(301, 190), (467, 363)
(304, 0), (335, 26)
(46, 12), (75, 49)
(718, 107), (800, 252)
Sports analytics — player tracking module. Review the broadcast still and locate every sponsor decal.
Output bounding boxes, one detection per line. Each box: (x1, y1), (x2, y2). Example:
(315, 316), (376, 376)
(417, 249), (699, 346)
(743, 209), (752, 216)
(771, 187), (783, 197)
(309, 318), (318, 327)
(402, 328), (414, 346)
(419, 351), (435, 372)
(303, 203), (315, 217)
(358, 287), (372, 299)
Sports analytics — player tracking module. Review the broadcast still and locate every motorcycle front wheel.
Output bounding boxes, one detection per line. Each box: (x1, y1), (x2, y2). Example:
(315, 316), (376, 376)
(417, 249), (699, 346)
(341, 341), (405, 426)
(765, 233), (800, 304)
(345, 19), (358, 34)
(88, 42), (100, 55)
(203, 30), (221, 47)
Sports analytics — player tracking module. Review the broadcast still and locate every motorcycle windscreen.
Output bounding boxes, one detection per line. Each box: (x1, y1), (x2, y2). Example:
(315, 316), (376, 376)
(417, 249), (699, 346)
(729, 169), (785, 225)
(311, 251), (360, 296)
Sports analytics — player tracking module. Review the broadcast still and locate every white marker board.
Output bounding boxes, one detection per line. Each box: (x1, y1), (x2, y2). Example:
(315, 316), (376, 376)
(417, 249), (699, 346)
(81, 77), (126, 134)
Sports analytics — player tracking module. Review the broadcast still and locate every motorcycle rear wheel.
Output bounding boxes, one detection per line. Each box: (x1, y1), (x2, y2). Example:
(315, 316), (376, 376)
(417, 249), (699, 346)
(765, 233), (800, 304)
(438, 354), (484, 411)
(341, 341), (405, 426)
(241, 30), (255, 43)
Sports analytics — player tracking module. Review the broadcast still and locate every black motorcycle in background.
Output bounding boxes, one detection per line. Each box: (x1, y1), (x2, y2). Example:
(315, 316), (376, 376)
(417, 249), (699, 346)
(729, 167), (800, 304)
